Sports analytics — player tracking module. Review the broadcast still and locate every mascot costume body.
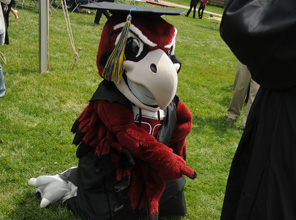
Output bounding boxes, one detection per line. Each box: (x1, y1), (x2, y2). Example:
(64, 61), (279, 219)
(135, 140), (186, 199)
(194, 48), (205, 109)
(29, 3), (196, 220)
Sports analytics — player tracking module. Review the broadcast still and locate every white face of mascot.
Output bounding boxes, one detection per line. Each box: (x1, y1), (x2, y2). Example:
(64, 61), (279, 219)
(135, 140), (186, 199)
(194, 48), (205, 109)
(97, 14), (181, 112)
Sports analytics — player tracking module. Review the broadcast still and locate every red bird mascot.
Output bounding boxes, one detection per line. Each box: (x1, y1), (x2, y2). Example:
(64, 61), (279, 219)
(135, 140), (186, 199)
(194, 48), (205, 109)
(29, 3), (196, 220)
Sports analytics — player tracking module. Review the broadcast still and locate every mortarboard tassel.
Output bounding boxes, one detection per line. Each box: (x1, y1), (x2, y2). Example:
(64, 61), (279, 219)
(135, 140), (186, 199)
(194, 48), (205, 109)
(102, 9), (137, 84)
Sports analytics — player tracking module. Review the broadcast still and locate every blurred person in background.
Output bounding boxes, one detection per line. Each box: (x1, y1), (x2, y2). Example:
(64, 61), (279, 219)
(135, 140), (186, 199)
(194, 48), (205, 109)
(227, 60), (259, 129)
(198, 0), (208, 19)
(185, 0), (199, 18)
(0, 0), (10, 98)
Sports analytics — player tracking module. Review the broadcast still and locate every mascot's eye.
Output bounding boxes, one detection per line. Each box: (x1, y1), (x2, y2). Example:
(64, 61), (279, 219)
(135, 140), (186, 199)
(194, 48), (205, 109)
(126, 38), (140, 57)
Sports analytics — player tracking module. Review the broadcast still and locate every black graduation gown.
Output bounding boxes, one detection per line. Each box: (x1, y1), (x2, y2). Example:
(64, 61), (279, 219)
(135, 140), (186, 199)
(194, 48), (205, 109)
(65, 80), (187, 220)
(219, 0), (296, 219)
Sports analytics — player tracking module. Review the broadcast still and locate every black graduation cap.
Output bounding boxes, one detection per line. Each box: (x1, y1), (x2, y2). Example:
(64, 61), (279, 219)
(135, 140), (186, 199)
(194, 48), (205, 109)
(79, 2), (186, 16)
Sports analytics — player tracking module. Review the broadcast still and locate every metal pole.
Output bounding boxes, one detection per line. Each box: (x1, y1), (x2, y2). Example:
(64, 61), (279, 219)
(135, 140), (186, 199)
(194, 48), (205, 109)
(39, 0), (49, 73)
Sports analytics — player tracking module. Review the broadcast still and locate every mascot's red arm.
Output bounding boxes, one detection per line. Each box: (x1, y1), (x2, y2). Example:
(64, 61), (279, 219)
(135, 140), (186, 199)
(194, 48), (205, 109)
(93, 99), (195, 219)
(93, 100), (196, 181)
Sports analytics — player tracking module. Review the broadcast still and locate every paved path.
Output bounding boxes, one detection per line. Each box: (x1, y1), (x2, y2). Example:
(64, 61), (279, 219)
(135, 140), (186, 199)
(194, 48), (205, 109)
(161, 0), (223, 17)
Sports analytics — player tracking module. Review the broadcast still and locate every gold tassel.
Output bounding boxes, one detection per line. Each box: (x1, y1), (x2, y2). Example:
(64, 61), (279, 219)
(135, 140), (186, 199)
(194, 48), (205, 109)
(102, 12), (134, 84)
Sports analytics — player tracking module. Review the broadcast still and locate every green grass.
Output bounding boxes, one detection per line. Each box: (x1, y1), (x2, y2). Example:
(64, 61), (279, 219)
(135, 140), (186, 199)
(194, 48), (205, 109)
(0, 2), (243, 220)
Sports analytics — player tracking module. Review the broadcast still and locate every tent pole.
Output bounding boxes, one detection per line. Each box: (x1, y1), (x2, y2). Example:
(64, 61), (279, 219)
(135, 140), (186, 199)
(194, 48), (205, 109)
(39, 0), (49, 73)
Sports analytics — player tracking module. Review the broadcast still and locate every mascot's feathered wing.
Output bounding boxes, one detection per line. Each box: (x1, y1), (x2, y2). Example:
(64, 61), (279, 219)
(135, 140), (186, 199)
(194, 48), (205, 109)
(29, 3), (196, 220)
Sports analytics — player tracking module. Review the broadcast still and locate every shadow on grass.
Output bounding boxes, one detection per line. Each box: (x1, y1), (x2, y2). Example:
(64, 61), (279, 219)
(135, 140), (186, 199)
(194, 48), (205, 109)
(6, 192), (79, 220)
(195, 23), (220, 32)
(8, 192), (183, 220)
(192, 114), (242, 135)
(139, 215), (183, 220)
(190, 83), (243, 135)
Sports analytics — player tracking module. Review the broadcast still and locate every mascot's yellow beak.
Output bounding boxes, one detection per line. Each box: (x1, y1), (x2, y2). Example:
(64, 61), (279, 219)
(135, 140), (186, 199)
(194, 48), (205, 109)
(116, 49), (178, 112)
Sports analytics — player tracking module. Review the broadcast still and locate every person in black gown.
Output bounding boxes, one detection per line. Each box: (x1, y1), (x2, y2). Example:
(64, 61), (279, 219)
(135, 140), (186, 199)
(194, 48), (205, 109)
(219, 0), (296, 219)
(185, 0), (199, 19)
(93, 0), (114, 25)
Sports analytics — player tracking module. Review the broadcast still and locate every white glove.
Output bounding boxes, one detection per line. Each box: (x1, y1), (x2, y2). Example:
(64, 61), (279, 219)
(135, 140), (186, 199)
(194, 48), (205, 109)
(28, 174), (77, 208)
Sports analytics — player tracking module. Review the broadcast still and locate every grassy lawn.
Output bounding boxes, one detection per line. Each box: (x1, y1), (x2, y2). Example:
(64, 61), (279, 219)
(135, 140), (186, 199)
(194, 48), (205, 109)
(0, 2), (242, 220)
